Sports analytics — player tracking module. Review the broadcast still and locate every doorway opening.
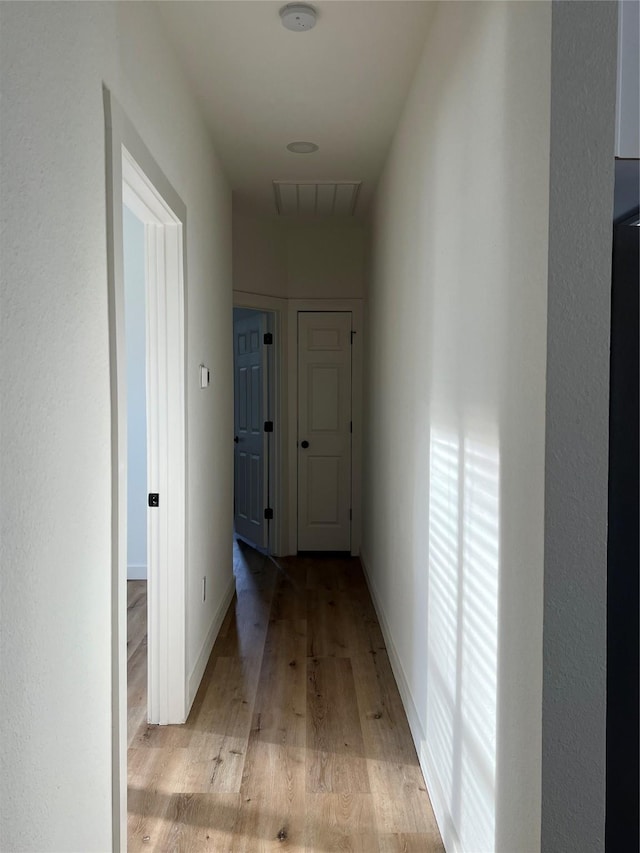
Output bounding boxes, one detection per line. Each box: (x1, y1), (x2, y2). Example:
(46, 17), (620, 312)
(105, 88), (188, 851)
(285, 300), (363, 557)
(122, 204), (149, 748)
(233, 307), (277, 554)
(121, 146), (187, 730)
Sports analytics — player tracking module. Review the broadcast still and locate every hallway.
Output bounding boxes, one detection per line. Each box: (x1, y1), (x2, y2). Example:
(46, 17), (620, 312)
(127, 540), (444, 851)
(1, 3), (626, 848)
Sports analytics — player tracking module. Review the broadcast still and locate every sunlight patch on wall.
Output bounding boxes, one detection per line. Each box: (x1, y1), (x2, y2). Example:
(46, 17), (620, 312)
(426, 427), (500, 852)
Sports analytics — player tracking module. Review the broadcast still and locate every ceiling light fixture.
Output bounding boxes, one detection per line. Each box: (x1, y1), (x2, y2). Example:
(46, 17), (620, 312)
(280, 4), (317, 32)
(286, 141), (319, 154)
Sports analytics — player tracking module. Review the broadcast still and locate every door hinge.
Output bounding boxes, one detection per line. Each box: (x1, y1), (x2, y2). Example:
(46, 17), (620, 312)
(350, 420), (352, 433)
(264, 507), (274, 520)
(349, 508), (352, 521)
(264, 420), (274, 433)
(350, 330), (356, 344)
(148, 493), (159, 508)
(264, 332), (273, 345)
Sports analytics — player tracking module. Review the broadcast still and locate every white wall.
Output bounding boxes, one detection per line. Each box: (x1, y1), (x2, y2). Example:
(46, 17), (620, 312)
(286, 220), (366, 299)
(233, 208), (366, 300)
(362, 3), (551, 852)
(233, 211), (287, 298)
(0, 3), (232, 851)
(123, 205), (147, 580)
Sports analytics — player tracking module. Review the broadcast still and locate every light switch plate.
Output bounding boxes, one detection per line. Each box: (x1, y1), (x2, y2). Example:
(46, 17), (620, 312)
(200, 364), (210, 388)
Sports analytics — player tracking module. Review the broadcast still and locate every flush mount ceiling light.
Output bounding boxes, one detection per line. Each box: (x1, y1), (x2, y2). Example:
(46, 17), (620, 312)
(280, 4), (317, 32)
(286, 141), (319, 154)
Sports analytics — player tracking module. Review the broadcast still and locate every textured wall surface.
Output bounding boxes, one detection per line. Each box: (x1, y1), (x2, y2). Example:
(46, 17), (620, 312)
(542, 3), (618, 852)
(362, 3), (551, 851)
(616, 0), (640, 157)
(0, 2), (232, 850)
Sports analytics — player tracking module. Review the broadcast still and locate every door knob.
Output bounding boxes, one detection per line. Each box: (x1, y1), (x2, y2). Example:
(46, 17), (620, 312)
(300, 440), (309, 449)
(234, 436), (239, 444)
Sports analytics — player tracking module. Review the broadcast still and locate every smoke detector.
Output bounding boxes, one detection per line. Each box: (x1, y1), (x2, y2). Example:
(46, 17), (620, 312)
(280, 4), (317, 31)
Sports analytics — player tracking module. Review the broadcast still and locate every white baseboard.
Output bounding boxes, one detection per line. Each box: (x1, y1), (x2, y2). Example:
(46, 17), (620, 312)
(127, 563), (147, 580)
(421, 740), (462, 853)
(186, 574), (236, 713)
(359, 551), (426, 750)
(359, 550), (455, 853)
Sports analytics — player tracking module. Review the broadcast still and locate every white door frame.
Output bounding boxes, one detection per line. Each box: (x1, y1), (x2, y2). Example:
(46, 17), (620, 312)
(104, 87), (188, 852)
(287, 299), (363, 556)
(121, 150), (187, 728)
(233, 292), (286, 556)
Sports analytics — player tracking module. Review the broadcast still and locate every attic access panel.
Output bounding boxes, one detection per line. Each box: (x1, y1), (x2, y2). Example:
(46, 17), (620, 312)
(273, 181), (361, 217)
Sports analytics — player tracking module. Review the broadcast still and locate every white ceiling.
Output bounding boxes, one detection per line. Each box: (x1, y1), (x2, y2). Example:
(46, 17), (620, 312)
(157, 1), (436, 217)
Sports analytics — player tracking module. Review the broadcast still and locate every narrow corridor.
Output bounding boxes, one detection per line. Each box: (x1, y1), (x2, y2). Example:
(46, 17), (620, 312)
(127, 541), (443, 851)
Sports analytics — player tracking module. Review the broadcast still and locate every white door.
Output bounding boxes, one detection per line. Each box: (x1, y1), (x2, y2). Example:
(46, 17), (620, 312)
(234, 313), (268, 549)
(297, 311), (352, 551)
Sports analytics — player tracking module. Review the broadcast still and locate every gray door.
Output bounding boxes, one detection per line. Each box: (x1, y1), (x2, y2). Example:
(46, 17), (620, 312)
(234, 312), (268, 549)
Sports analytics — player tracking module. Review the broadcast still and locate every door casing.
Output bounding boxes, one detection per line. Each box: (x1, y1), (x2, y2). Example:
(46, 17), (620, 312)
(297, 310), (353, 551)
(104, 87), (188, 852)
(121, 149), (187, 729)
(287, 299), (363, 556)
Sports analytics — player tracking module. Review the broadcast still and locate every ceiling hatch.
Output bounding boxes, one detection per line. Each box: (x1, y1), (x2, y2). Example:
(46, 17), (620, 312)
(273, 181), (361, 217)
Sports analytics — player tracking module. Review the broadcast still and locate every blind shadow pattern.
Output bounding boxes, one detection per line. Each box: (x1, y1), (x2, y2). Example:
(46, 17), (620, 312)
(427, 428), (499, 852)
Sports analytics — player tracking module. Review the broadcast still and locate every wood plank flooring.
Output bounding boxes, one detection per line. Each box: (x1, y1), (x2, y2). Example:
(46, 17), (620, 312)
(127, 540), (444, 852)
(128, 580), (148, 748)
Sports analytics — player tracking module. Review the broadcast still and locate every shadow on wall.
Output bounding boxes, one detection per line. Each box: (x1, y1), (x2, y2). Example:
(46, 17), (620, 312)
(426, 427), (500, 852)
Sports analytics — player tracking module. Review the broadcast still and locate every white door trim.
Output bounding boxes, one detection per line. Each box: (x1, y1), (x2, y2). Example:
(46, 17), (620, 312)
(287, 299), (363, 556)
(233, 293), (287, 556)
(122, 150), (187, 728)
(104, 87), (188, 852)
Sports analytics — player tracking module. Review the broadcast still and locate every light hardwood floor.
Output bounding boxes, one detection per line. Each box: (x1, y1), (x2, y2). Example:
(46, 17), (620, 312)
(128, 580), (148, 748)
(127, 540), (444, 852)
